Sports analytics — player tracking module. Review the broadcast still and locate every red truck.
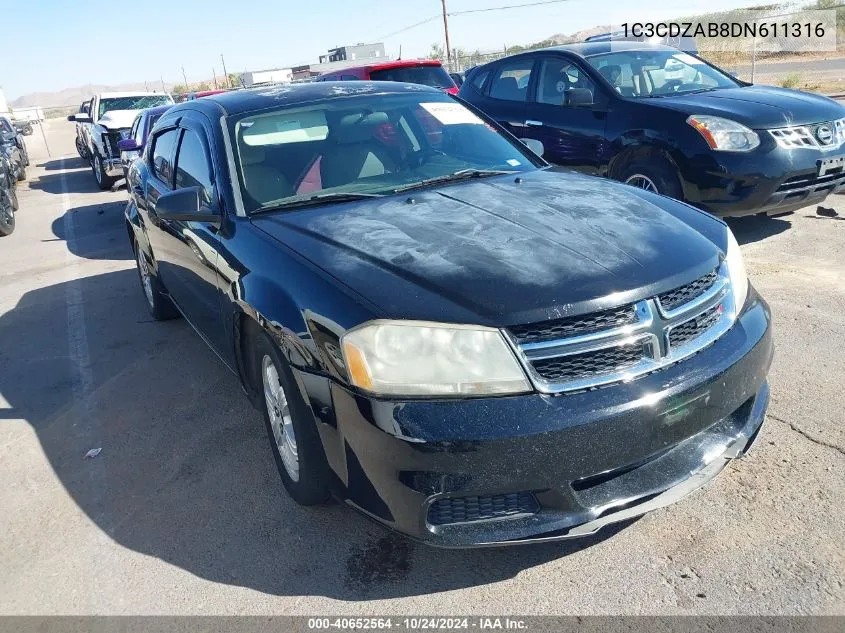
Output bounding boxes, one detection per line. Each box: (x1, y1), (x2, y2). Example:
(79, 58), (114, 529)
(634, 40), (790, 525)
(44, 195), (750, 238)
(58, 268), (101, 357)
(316, 59), (458, 94)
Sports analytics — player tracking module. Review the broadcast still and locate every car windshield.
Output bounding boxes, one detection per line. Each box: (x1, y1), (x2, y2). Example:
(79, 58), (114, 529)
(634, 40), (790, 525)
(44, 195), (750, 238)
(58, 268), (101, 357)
(369, 65), (455, 89)
(229, 92), (539, 214)
(586, 50), (740, 98)
(98, 95), (174, 119)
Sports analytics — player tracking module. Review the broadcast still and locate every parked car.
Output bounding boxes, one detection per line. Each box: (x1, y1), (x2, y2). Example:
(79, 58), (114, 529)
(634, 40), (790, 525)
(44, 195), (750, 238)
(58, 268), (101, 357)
(459, 42), (845, 217)
(12, 119), (34, 136)
(68, 92), (174, 190)
(0, 150), (17, 237)
(450, 72), (465, 88)
(0, 115), (29, 181)
(125, 82), (771, 547)
(117, 104), (173, 180)
(316, 59), (458, 94)
(74, 100), (92, 159)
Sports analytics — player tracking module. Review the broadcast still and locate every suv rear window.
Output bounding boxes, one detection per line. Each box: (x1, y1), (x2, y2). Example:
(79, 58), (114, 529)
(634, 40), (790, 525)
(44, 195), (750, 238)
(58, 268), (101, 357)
(369, 65), (455, 89)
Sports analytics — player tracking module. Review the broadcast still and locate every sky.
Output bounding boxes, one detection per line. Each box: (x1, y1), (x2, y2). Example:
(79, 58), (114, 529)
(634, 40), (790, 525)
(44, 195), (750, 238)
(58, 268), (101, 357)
(2, 0), (766, 100)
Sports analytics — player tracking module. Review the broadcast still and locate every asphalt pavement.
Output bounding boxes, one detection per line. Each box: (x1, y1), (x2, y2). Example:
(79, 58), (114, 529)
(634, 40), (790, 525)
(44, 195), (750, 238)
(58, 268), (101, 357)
(0, 119), (842, 615)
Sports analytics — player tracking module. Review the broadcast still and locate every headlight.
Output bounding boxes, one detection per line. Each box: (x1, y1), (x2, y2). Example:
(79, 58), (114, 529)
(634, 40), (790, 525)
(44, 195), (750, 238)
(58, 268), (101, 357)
(341, 321), (531, 397)
(725, 227), (748, 312)
(687, 115), (760, 152)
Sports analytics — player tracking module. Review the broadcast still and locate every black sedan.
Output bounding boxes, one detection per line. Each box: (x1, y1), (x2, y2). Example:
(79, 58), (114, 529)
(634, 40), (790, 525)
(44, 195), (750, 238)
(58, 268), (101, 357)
(125, 82), (772, 547)
(459, 42), (845, 217)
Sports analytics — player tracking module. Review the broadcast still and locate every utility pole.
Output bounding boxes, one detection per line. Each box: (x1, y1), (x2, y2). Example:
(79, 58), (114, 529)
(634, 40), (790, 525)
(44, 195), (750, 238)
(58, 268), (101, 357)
(181, 66), (189, 90)
(221, 54), (230, 88)
(440, 0), (452, 68)
(160, 76), (166, 93)
(212, 67), (219, 89)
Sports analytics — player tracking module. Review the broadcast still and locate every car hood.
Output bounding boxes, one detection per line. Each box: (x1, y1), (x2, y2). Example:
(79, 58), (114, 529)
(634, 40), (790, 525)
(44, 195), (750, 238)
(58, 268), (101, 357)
(251, 170), (724, 326)
(96, 109), (138, 130)
(654, 85), (845, 128)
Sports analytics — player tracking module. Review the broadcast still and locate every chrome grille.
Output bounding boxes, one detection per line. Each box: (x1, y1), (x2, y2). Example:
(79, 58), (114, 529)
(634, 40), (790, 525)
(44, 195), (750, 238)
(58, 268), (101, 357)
(657, 270), (718, 313)
(769, 118), (845, 150)
(509, 304), (636, 343)
(506, 265), (736, 393)
(668, 304), (723, 349)
(531, 342), (645, 382)
(427, 492), (539, 526)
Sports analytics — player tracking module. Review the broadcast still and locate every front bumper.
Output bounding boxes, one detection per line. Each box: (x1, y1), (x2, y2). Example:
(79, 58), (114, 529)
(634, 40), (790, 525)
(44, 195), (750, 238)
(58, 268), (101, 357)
(308, 289), (772, 547)
(102, 157), (124, 178)
(678, 141), (845, 217)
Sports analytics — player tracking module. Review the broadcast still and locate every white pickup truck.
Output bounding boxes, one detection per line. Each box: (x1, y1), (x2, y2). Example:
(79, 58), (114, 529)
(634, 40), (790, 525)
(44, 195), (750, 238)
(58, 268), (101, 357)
(69, 92), (173, 189)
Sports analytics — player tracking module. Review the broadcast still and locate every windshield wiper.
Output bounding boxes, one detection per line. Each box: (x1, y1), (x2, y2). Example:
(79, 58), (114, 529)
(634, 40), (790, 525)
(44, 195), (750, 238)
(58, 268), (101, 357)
(253, 191), (384, 213)
(391, 169), (515, 194)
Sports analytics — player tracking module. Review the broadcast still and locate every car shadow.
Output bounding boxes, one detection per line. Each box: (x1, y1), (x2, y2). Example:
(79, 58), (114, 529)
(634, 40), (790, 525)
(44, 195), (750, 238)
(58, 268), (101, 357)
(724, 214), (791, 245)
(49, 200), (132, 260)
(0, 267), (631, 600)
(39, 158), (85, 172)
(29, 158), (103, 195)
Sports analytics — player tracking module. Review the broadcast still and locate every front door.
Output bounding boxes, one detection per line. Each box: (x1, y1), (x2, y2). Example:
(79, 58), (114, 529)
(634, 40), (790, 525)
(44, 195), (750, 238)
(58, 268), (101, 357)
(521, 56), (609, 174)
(480, 57), (535, 140)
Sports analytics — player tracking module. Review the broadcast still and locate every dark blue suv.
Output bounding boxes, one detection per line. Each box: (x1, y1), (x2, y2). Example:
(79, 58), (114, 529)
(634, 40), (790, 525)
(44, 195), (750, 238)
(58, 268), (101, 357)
(459, 41), (845, 217)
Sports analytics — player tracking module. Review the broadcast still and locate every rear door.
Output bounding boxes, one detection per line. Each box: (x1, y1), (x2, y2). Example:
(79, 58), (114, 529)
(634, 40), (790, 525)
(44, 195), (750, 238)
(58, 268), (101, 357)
(522, 54), (609, 174)
(472, 57), (535, 139)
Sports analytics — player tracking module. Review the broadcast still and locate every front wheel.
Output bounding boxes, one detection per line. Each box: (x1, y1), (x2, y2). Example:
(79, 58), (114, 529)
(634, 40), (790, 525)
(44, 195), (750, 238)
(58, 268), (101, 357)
(16, 166), (26, 182)
(619, 158), (683, 201)
(254, 331), (330, 506)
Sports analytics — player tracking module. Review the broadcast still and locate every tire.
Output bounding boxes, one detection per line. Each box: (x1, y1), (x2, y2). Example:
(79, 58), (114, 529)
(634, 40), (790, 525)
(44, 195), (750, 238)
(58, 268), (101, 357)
(92, 152), (116, 190)
(134, 240), (180, 320)
(618, 157), (683, 201)
(0, 191), (15, 237)
(253, 330), (330, 506)
(76, 136), (90, 160)
(16, 166), (26, 182)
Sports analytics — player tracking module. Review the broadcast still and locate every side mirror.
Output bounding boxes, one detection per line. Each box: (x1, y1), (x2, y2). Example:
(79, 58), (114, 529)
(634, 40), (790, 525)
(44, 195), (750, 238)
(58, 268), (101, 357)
(521, 138), (544, 157)
(565, 88), (593, 107)
(118, 138), (140, 152)
(155, 186), (218, 223)
(70, 113), (93, 123)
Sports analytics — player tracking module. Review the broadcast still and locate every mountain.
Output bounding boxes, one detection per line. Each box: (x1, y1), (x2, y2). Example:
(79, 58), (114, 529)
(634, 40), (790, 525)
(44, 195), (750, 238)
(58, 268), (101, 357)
(10, 81), (178, 109)
(546, 26), (609, 45)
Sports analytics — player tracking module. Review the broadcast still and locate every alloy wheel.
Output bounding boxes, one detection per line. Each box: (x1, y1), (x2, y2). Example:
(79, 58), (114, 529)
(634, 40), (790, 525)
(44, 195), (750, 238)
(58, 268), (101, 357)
(93, 155), (103, 185)
(136, 249), (155, 309)
(624, 174), (658, 193)
(262, 354), (299, 481)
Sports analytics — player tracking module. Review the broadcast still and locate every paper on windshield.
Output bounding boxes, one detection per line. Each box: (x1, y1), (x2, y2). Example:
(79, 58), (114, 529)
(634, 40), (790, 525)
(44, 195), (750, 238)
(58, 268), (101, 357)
(420, 102), (484, 125)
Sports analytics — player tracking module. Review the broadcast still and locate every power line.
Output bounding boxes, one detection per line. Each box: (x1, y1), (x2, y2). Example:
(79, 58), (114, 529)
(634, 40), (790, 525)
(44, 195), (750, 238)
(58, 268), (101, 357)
(450, 0), (572, 16)
(375, 14), (441, 40)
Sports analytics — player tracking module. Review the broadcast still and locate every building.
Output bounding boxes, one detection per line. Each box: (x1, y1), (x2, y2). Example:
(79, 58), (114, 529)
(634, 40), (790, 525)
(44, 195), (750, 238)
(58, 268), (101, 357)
(319, 43), (385, 64)
(292, 43), (390, 80)
(239, 67), (293, 88)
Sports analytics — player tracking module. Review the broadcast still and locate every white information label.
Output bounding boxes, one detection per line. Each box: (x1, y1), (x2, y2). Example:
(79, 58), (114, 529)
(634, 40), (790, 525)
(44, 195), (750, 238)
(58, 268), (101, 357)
(420, 102), (484, 125)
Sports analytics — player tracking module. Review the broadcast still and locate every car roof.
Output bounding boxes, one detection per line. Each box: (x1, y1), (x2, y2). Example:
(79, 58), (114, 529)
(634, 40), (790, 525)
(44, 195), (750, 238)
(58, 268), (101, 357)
(144, 104), (174, 117)
(324, 59), (444, 75)
(498, 41), (677, 60)
(185, 81), (443, 116)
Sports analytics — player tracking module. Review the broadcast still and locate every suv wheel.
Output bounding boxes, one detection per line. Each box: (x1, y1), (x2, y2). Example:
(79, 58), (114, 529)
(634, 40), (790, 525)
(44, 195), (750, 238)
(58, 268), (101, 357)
(619, 158), (683, 200)
(92, 152), (115, 190)
(254, 331), (330, 506)
(76, 137), (90, 160)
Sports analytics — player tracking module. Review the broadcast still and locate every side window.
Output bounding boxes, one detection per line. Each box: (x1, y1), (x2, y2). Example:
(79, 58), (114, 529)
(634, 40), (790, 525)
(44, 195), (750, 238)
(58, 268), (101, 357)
(174, 129), (213, 204)
(536, 59), (597, 106)
(340, 74), (358, 80)
(151, 129), (180, 184)
(489, 60), (533, 102)
(470, 69), (490, 92)
(129, 116), (142, 144)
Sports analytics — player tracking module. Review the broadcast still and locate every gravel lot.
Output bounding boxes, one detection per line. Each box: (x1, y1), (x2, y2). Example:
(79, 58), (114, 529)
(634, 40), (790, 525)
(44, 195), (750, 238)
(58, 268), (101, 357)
(0, 119), (842, 615)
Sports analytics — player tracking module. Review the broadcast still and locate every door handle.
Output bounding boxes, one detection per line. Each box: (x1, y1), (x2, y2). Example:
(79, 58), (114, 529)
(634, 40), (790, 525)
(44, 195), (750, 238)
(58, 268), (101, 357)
(525, 119), (544, 127)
